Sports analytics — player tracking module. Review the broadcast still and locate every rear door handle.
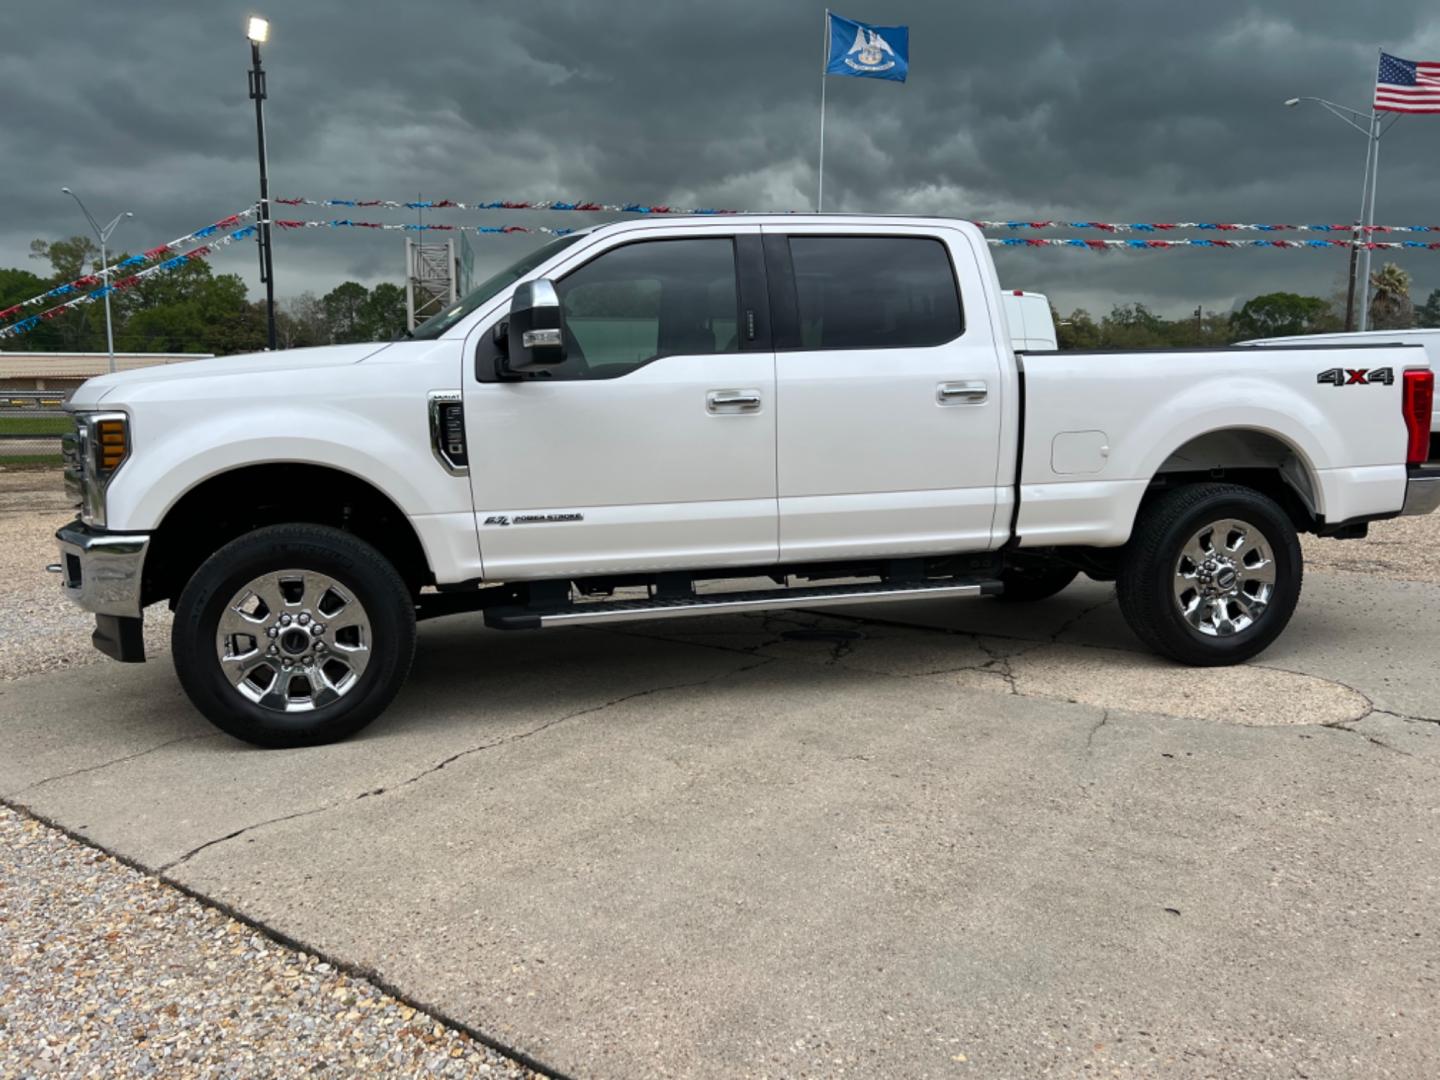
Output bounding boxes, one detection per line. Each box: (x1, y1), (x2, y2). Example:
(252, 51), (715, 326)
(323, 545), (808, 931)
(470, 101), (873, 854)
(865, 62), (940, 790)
(707, 389), (762, 413)
(937, 381), (988, 405)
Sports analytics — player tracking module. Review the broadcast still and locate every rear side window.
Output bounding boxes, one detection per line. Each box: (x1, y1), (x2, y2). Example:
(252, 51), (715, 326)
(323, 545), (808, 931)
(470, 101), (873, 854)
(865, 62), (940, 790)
(788, 236), (963, 350)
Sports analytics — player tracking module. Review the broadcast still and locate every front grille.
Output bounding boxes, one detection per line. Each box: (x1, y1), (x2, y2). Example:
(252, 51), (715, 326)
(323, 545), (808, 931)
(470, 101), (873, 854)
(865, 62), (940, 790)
(60, 419), (84, 509)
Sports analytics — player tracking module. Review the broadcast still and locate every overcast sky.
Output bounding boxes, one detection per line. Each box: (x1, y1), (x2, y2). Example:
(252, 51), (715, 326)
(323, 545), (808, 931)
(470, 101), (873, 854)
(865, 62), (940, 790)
(4, 0), (1440, 318)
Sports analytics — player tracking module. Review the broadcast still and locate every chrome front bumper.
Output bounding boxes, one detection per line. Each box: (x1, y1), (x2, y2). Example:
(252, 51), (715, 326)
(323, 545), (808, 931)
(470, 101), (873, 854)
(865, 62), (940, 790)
(1403, 465), (1440, 516)
(54, 520), (151, 617)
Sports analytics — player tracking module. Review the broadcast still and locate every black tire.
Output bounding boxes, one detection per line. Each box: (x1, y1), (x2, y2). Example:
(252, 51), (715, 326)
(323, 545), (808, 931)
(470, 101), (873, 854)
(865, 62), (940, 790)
(172, 524), (416, 748)
(995, 565), (1079, 603)
(1116, 483), (1302, 666)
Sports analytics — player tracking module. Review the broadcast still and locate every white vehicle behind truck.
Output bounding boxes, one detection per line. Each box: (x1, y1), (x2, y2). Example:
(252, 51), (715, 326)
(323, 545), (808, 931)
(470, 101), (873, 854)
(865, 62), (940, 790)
(1001, 289), (1058, 351)
(53, 215), (1439, 747)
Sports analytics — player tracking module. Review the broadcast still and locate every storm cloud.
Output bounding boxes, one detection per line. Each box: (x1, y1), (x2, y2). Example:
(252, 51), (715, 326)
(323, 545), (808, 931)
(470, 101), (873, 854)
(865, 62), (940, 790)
(4, 0), (1439, 318)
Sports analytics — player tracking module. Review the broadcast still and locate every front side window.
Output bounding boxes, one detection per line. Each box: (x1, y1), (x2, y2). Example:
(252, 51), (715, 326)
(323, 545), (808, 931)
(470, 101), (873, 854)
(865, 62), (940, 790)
(552, 238), (740, 378)
(788, 236), (963, 350)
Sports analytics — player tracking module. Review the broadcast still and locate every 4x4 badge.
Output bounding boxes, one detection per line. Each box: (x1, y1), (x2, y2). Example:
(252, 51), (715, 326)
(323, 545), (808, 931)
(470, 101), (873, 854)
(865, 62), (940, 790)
(1317, 367), (1394, 386)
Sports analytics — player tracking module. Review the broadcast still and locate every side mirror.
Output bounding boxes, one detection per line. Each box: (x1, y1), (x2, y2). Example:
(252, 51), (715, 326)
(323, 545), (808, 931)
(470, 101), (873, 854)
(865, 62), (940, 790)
(502, 279), (567, 373)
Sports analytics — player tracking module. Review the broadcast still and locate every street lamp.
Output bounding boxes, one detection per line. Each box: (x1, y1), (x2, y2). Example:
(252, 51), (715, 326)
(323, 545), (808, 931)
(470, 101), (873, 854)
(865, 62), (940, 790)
(60, 188), (132, 374)
(247, 15), (278, 350)
(1284, 95), (1401, 332)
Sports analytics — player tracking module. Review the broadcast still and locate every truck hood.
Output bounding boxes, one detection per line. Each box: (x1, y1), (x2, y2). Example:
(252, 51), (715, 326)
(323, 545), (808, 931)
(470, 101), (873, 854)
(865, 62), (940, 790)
(68, 343), (393, 408)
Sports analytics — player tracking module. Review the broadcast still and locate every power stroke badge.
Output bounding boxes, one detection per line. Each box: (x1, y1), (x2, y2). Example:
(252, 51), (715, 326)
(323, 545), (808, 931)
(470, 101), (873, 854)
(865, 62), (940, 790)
(483, 513), (584, 527)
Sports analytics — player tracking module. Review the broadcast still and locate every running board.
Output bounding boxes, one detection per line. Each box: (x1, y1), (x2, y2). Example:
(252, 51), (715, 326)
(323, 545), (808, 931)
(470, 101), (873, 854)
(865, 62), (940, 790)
(484, 578), (1003, 630)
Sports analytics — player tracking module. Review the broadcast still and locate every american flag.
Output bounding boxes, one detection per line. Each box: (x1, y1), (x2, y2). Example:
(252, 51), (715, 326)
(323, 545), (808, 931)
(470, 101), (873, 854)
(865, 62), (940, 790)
(1375, 51), (1440, 113)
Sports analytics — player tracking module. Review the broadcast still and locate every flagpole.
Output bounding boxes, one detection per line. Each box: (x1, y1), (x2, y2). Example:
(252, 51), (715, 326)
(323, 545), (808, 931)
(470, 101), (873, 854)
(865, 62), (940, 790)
(1358, 109), (1380, 331)
(818, 9), (829, 211)
(1359, 46), (1385, 333)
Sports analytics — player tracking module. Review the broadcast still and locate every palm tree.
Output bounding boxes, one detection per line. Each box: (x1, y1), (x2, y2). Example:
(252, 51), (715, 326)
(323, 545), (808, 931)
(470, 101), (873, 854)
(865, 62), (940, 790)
(1369, 262), (1414, 330)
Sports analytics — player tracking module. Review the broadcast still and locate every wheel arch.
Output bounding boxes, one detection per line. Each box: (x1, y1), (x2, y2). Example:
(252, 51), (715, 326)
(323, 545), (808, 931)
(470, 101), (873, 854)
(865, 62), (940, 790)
(142, 462), (434, 607)
(1145, 425), (1325, 531)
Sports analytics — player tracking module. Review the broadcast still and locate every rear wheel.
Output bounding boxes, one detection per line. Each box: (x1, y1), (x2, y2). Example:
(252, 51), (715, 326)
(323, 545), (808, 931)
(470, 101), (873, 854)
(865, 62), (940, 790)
(1116, 483), (1302, 666)
(172, 524), (416, 748)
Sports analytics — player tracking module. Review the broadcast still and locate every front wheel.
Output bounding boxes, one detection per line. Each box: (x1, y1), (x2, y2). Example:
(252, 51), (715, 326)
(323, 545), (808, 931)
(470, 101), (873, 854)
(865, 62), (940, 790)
(172, 524), (416, 748)
(1116, 484), (1302, 666)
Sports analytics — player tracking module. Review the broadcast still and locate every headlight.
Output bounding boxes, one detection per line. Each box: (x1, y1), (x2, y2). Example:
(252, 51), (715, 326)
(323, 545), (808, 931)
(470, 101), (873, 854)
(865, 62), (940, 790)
(67, 411), (131, 527)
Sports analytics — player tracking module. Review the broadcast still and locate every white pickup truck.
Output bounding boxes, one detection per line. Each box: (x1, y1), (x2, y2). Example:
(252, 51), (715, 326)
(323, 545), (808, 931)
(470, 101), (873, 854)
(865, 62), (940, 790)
(54, 215), (1439, 747)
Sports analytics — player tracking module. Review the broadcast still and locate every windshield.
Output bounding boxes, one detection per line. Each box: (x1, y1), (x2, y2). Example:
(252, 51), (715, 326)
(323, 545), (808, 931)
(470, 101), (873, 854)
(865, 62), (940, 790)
(409, 233), (587, 340)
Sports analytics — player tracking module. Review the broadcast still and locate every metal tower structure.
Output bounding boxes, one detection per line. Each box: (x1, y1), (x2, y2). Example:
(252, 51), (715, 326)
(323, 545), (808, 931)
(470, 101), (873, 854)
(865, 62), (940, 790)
(405, 237), (458, 331)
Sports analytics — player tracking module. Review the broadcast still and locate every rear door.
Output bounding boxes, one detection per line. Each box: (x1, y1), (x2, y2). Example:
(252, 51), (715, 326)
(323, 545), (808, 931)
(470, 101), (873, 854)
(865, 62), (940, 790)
(463, 226), (778, 580)
(762, 225), (1005, 561)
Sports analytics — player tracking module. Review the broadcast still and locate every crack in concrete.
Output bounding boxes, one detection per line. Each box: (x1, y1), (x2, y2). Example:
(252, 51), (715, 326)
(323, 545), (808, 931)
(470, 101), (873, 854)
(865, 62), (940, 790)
(1317, 720), (1438, 768)
(975, 639), (1021, 695)
(8, 732), (221, 797)
(1085, 709), (1111, 752)
(1048, 595), (1118, 644)
(158, 656), (777, 873)
(1372, 708), (1440, 727)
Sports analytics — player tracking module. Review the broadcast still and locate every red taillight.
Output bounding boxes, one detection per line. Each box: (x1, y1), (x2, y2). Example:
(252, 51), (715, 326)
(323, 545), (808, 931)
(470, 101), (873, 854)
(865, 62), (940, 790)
(1403, 369), (1434, 465)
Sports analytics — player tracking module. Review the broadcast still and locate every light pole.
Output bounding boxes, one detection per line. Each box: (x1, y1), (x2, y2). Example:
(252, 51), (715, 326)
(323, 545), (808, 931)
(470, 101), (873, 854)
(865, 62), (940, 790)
(1284, 96), (1400, 332)
(247, 15), (278, 350)
(60, 188), (132, 373)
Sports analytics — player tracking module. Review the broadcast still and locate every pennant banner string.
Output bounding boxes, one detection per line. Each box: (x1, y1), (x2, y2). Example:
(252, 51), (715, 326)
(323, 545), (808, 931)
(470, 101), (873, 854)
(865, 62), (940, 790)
(0, 226), (258, 342)
(279, 218), (1440, 250)
(274, 197), (1440, 234)
(0, 207), (259, 327)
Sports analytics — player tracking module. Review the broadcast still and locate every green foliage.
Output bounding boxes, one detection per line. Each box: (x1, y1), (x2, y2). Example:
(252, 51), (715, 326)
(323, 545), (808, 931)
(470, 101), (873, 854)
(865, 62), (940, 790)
(1417, 288), (1440, 329)
(321, 281), (370, 343)
(1368, 262), (1414, 330)
(3, 235), (414, 356)
(30, 236), (99, 282)
(1056, 303), (1230, 350)
(359, 282), (407, 342)
(1230, 292), (1339, 341)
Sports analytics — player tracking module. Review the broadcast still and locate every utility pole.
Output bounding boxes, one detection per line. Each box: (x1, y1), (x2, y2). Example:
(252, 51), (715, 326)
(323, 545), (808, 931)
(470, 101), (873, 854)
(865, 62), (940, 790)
(247, 17), (278, 351)
(60, 189), (131, 374)
(1344, 219), (1360, 331)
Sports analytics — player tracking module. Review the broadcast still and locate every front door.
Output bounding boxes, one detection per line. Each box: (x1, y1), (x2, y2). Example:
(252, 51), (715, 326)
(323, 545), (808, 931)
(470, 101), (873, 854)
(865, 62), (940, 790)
(764, 226), (1005, 561)
(463, 227), (778, 580)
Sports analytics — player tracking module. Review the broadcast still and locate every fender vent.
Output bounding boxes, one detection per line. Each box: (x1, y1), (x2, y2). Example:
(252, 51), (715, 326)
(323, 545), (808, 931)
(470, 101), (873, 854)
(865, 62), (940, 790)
(427, 390), (468, 475)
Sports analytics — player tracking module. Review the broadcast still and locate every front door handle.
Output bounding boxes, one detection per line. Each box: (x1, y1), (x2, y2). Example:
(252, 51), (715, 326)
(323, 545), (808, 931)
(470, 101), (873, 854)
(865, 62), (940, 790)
(937, 381), (988, 405)
(707, 389), (762, 413)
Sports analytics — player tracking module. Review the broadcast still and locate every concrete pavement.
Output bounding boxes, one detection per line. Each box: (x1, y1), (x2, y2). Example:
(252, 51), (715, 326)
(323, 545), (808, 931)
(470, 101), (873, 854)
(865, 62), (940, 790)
(3, 572), (1439, 1078)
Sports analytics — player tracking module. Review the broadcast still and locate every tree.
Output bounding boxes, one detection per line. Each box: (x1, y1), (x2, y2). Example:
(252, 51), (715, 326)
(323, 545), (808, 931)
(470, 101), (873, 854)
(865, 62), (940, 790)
(278, 292), (328, 349)
(1417, 288), (1440, 329)
(358, 282), (407, 341)
(1056, 308), (1101, 350)
(115, 261), (265, 355)
(29, 236), (100, 281)
(1229, 292), (1338, 340)
(1099, 302), (1169, 348)
(1368, 262), (1414, 330)
(321, 281), (370, 343)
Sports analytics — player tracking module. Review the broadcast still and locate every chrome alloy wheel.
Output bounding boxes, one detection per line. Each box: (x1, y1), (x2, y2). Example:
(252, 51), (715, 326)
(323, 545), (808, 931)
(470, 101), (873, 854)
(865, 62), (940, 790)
(215, 570), (372, 713)
(1172, 518), (1277, 637)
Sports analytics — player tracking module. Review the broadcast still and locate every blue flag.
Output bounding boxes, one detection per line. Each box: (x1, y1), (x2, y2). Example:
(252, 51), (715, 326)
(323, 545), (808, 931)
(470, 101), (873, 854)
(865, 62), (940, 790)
(825, 12), (908, 82)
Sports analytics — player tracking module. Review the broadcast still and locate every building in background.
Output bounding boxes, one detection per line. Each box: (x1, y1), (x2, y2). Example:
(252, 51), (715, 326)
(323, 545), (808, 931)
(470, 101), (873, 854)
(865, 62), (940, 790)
(0, 352), (210, 395)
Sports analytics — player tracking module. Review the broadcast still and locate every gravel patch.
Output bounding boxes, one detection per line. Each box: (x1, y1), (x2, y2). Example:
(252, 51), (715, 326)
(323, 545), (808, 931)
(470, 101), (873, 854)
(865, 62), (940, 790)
(0, 469), (170, 682)
(1303, 510), (1440, 584)
(1, 470), (543, 1079)
(0, 804), (540, 1079)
